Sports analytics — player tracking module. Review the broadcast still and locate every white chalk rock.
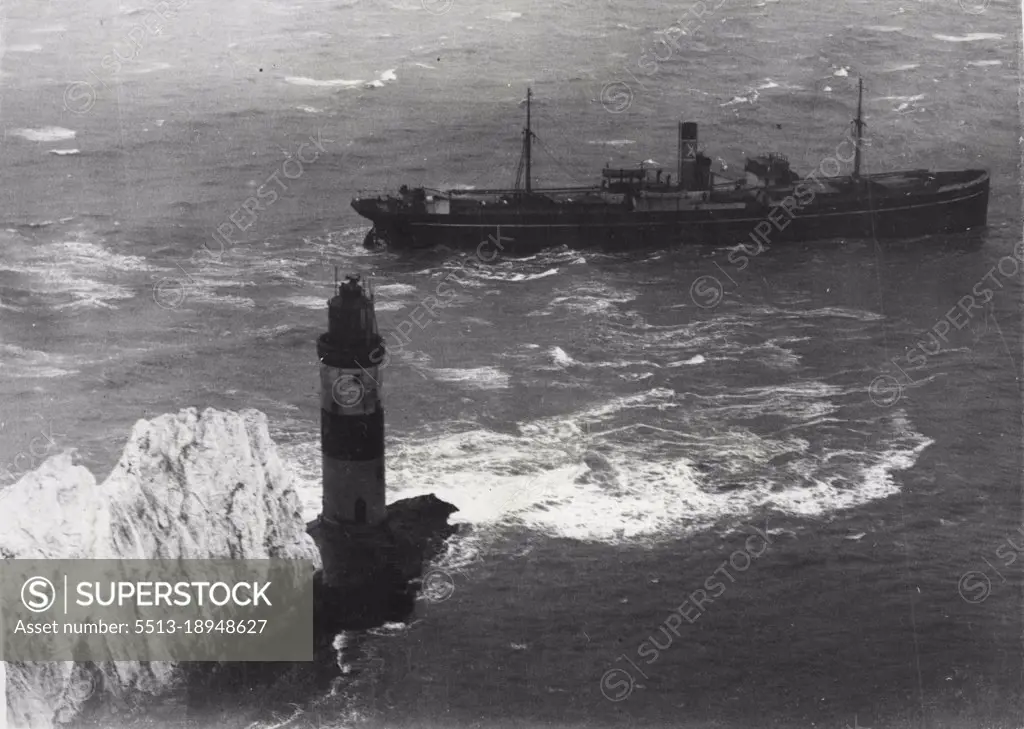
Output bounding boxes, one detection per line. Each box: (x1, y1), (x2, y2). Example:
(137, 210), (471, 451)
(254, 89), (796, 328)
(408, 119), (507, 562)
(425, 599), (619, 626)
(2, 408), (319, 729)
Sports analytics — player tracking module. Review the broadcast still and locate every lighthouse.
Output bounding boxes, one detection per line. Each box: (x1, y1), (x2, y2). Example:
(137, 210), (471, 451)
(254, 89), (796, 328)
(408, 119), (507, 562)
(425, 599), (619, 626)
(311, 273), (388, 588)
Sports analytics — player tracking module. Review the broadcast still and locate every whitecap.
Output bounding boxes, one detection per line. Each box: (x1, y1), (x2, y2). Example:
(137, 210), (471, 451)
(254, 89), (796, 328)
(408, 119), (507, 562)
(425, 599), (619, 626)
(877, 93), (925, 103)
(9, 44), (43, 52)
(933, 32), (1003, 42)
(375, 283), (419, 296)
(123, 61), (171, 74)
(882, 62), (919, 72)
(473, 268), (559, 283)
(965, 59), (1002, 67)
(488, 11), (522, 21)
(282, 295), (327, 310)
(283, 76), (365, 88)
(426, 366), (510, 390)
(10, 127), (76, 142)
(720, 88), (759, 106)
(49, 149), (79, 155)
(549, 346), (576, 367)
(667, 354), (705, 366)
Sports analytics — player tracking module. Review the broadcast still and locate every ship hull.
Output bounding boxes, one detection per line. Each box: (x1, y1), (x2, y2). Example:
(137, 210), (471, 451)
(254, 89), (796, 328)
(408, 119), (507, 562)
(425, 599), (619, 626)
(356, 172), (989, 255)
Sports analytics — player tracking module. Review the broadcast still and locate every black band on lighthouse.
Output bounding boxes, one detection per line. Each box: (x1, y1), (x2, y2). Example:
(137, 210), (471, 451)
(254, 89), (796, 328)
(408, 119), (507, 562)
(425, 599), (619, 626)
(321, 410), (384, 460)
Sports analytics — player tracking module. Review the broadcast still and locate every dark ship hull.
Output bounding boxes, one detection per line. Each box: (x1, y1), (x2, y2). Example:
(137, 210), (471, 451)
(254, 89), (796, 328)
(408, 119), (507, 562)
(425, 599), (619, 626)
(354, 170), (989, 254)
(352, 83), (990, 255)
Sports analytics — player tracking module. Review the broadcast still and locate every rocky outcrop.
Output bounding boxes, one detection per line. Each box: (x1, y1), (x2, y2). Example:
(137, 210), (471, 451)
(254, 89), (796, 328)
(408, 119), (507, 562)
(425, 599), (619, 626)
(1, 408), (318, 729)
(307, 494), (460, 634)
(384, 494), (460, 582)
(2, 407), (458, 729)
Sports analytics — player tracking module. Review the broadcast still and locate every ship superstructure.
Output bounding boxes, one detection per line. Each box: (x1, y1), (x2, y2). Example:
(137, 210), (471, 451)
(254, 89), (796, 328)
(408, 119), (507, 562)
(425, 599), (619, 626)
(352, 80), (989, 253)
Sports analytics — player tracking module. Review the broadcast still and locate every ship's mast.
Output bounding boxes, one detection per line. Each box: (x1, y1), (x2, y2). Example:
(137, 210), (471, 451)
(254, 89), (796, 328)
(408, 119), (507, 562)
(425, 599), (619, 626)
(853, 77), (864, 179)
(524, 87), (532, 193)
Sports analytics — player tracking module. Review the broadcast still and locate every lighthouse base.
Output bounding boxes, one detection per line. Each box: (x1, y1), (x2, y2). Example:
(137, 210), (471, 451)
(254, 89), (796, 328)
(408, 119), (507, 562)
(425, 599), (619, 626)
(306, 493), (459, 634)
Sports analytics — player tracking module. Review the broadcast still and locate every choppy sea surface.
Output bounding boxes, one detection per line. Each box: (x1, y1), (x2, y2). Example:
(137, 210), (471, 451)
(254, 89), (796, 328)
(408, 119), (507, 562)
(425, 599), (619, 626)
(0, 0), (1021, 726)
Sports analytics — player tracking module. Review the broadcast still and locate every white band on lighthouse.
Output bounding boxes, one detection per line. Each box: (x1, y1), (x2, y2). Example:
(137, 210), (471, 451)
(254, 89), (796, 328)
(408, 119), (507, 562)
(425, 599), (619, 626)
(321, 366), (381, 415)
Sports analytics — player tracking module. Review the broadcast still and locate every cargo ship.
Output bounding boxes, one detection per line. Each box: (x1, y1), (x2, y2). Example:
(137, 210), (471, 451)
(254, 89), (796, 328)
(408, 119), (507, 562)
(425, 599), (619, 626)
(351, 81), (989, 254)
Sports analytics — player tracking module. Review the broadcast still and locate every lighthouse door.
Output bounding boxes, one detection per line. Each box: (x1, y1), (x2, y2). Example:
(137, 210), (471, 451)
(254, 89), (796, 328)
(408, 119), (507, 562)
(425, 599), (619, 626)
(354, 498), (367, 524)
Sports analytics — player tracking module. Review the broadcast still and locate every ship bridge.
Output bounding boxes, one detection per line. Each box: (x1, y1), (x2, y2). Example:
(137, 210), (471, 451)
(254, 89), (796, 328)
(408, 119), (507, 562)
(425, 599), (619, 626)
(744, 154), (800, 188)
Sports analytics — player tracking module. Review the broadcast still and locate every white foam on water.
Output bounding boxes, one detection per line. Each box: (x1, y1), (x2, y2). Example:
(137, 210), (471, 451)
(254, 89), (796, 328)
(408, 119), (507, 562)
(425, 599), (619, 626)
(877, 93), (926, 103)
(756, 78), (780, 89)
(721, 90), (759, 106)
(9, 126), (76, 142)
(531, 282), (636, 317)
(285, 359), (931, 544)
(488, 11), (522, 21)
(424, 366), (511, 390)
(282, 295), (327, 310)
(882, 62), (919, 72)
(548, 346), (577, 368)
(863, 25), (903, 32)
(700, 381), (843, 423)
(175, 289), (256, 309)
(540, 345), (661, 372)
(965, 59), (1002, 67)
(667, 355), (706, 366)
(375, 283), (420, 297)
(933, 32), (1003, 42)
(1, 234), (154, 309)
(284, 76), (365, 88)
(55, 237), (153, 273)
(0, 344), (81, 379)
(123, 61), (172, 74)
(473, 267), (560, 282)
(756, 340), (801, 369)
(9, 44), (43, 52)
(49, 148), (79, 155)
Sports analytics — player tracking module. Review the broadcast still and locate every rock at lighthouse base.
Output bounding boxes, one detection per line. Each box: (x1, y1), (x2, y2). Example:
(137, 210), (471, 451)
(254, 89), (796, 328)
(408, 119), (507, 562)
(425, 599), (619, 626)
(306, 493), (459, 633)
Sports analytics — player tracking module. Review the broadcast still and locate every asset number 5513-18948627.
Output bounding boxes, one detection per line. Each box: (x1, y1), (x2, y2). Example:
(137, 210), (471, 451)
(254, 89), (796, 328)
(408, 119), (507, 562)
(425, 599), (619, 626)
(133, 619), (267, 634)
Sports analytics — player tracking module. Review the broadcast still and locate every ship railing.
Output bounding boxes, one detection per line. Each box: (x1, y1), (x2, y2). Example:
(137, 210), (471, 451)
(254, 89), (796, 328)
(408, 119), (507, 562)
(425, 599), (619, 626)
(355, 189), (400, 200)
(355, 185), (605, 200)
(355, 187), (455, 200)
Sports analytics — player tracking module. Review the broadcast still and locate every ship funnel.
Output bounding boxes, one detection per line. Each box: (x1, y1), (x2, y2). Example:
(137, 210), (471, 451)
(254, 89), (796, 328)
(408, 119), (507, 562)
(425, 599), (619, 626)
(678, 121), (698, 190)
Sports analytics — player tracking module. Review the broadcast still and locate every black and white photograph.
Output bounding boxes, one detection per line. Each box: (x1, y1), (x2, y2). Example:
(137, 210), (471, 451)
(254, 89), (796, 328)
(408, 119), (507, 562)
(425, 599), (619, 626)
(0, 0), (1020, 727)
